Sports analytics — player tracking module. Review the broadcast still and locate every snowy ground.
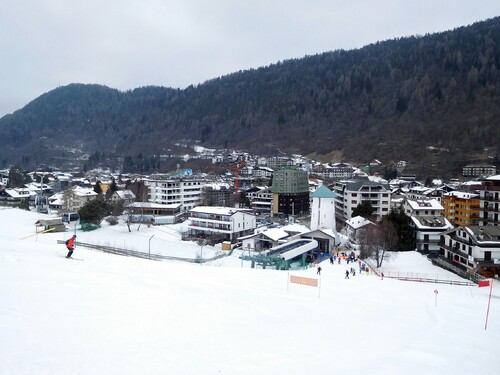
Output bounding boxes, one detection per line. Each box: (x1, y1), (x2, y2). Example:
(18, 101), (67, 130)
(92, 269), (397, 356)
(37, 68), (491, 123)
(1, 207), (499, 375)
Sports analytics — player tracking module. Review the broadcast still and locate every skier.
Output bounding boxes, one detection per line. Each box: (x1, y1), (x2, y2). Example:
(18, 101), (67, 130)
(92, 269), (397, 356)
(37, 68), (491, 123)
(329, 256), (334, 265)
(65, 235), (77, 258)
(345, 270), (349, 279)
(317, 266), (322, 275)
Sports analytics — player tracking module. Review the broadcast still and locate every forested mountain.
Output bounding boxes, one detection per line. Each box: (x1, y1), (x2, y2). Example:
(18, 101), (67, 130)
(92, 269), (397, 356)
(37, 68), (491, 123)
(1, 17), (500, 178)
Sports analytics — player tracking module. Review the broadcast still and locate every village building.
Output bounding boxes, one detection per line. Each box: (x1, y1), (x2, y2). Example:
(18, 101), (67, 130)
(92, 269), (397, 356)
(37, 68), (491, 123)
(126, 202), (182, 224)
(403, 198), (453, 253)
(271, 165), (310, 217)
(187, 206), (256, 242)
(440, 225), (500, 278)
(110, 190), (136, 206)
(441, 191), (480, 227)
(333, 178), (391, 222)
(470, 175), (500, 227)
(345, 215), (376, 249)
(145, 171), (206, 212)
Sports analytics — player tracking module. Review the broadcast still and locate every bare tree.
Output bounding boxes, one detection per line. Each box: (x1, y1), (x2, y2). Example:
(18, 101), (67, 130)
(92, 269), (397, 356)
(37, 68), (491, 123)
(359, 222), (396, 268)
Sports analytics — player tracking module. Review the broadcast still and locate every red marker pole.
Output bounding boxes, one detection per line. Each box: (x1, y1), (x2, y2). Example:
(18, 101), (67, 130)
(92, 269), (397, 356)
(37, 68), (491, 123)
(434, 289), (438, 307)
(485, 279), (494, 331)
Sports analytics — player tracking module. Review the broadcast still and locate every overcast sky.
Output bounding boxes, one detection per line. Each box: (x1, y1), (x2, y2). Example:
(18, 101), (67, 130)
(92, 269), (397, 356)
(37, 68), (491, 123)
(1, 1), (500, 118)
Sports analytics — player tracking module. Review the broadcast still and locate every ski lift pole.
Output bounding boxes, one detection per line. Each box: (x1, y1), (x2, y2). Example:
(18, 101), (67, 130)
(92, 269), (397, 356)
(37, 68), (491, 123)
(149, 234), (154, 260)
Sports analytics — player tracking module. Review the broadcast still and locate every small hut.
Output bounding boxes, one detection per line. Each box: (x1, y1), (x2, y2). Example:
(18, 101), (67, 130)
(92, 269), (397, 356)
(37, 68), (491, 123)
(35, 218), (65, 233)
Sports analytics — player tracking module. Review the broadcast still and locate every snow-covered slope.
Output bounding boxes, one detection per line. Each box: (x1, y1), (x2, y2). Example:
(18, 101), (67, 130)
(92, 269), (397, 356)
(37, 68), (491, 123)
(0, 208), (498, 374)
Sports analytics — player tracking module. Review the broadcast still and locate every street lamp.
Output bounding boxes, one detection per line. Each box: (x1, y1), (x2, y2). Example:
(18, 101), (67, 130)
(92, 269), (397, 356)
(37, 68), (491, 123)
(198, 239), (207, 265)
(149, 234), (154, 259)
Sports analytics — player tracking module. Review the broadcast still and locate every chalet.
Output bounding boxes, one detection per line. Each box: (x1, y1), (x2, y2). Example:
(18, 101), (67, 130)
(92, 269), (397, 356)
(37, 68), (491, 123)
(345, 216), (376, 249)
(110, 190), (136, 205)
(0, 188), (34, 207)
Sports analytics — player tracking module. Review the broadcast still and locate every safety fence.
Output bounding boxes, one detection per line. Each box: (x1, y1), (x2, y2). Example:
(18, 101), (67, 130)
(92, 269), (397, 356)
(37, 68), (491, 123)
(368, 267), (475, 286)
(57, 239), (228, 264)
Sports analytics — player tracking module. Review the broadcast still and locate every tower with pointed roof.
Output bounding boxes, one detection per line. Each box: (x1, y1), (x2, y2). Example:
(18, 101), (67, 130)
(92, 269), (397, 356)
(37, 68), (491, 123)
(310, 185), (336, 231)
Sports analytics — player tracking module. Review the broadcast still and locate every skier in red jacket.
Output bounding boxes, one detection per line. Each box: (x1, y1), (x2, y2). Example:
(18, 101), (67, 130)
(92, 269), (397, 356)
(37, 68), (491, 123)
(66, 235), (77, 258)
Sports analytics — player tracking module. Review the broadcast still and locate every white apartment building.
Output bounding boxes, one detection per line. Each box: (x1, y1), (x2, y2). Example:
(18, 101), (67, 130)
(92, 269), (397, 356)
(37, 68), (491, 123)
(252, 166), (274, 178)
(403, 198), (452, 253)
(333, 179), (391, 221)
(265, 156), (293, 170)
(66, 186), (98, 211)
(188, 206), (257, 242)
(312, 163), (354, 179)
(145, 174), (206, 212)
(440, 225), (500, 278)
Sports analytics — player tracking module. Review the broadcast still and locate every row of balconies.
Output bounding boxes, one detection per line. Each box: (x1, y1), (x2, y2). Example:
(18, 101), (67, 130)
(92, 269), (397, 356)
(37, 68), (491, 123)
(190, 213), (232, 222)
(483, 194), (499, 201)
(189, 222), (232, 232)
(440, 242), (470, 258)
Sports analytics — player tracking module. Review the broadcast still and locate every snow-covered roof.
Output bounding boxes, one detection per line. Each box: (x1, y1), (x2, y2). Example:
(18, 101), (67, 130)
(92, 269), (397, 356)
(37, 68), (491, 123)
(261, 228), (289, 241)
(189, 206), (253, 216)
(406, 199), (443, 210)
(345, 216), (374, 230)
(73, 186), (97, 197)
(444, 191), (479, 199)
(114, 190), (136, 200)
(204, 182), (231, 190)
(411, 216), (453, 230)
(127, 202), (181, 210)
(4, 188), (35, 198)
(281, 223), (310, 234)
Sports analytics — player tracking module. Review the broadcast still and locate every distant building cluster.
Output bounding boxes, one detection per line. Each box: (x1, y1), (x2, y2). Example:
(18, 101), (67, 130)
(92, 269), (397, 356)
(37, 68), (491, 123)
(1, 147), (500, 278)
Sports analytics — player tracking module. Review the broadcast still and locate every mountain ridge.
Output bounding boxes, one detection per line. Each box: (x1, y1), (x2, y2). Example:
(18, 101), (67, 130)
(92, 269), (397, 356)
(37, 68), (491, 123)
(1, 17), (500, 178)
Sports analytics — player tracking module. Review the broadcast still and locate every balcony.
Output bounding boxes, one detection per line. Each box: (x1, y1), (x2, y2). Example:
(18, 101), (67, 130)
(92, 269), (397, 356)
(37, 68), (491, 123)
(440, 242), (469, 257)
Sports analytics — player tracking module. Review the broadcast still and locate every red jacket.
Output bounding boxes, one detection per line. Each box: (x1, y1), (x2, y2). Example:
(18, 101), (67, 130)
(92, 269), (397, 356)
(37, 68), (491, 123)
(66, 237), (76, 249)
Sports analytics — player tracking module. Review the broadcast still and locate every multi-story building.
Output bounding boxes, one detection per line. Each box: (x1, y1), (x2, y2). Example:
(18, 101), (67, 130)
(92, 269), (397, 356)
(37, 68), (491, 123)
(440, 225), (500, 278)
(333, 178), (391, 221)
(265, 156), (293, 170)
(201, 183), (233, 207)
(441, 191), (480, 227)
(312, 163), (354, 180)
(67, 186), (98, 211)
(145, 173), (206, 212)
(462, 164), (496, 178)
(252, 166), (274, 178)
(470, 175), (500, 227)
(188, 206), (256, 242)
(271, 165), (310, 217)
(246, 187), (273, 215)
(403, 198), (452, 253)
(0, 171), (9, 187)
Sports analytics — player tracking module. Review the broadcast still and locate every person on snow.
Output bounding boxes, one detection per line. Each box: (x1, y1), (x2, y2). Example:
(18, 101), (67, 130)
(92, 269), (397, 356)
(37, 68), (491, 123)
(317, 266), (322, 275)
(345, 270), (350, 279)
(66, 235), (77, 258)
